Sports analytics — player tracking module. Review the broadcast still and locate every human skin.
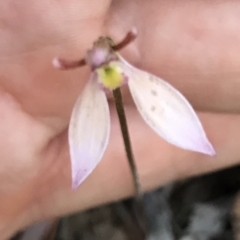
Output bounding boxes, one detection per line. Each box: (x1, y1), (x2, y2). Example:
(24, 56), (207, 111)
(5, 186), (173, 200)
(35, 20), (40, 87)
(1, 0), (240, 238)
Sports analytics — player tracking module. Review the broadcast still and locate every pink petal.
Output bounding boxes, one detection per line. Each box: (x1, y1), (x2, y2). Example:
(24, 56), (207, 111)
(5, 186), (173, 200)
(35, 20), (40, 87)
(117, 60), (215, 156)
(69, 73), (110, 189)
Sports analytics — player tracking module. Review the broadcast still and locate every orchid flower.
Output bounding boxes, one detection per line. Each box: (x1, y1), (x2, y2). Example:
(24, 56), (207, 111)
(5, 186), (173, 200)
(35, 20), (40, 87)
(53, 29), (216, 190)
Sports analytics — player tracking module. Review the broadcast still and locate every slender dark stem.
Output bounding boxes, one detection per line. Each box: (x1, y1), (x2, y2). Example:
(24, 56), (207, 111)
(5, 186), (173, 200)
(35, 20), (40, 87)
(113, 88), (147, 235)
(112, 88), (142, 198)
(112, 29), (137, 51)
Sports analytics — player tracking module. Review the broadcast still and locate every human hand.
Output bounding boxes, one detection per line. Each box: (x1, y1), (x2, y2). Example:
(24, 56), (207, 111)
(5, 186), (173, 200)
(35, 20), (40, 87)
(1, 0), (240, 239)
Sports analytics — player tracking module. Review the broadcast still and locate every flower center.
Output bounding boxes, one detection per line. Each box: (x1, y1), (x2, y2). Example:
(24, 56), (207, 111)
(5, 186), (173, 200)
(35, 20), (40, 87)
(96, 62), (125, 90)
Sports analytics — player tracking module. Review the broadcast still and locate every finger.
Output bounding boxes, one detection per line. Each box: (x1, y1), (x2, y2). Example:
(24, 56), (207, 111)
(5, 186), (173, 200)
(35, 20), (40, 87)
(0, 0), (108, 122)
(36, 110), (240, 220)
(108, 0), (240, 113)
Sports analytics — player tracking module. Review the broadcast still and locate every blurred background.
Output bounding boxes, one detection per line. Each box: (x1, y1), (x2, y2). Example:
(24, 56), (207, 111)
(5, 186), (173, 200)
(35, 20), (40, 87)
(10, 164), (240, 240)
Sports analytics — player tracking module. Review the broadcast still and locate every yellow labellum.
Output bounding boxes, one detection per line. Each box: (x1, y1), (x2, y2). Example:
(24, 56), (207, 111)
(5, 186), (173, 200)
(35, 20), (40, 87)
(97, 62), (124, 90)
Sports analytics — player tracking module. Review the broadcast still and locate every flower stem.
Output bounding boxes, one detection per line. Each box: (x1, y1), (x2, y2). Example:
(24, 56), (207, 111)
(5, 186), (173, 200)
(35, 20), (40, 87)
(112, 88), (142, 198)
(113, 88), (147, 235)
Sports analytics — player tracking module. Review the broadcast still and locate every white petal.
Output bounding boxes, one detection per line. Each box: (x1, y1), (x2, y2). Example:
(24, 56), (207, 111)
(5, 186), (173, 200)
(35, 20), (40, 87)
(69, 73), (110, 189)
(117, 60), (215, 156)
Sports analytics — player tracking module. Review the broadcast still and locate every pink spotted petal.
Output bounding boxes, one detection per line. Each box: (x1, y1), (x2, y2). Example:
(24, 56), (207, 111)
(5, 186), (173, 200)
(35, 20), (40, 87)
(117, 59), (215, 156)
